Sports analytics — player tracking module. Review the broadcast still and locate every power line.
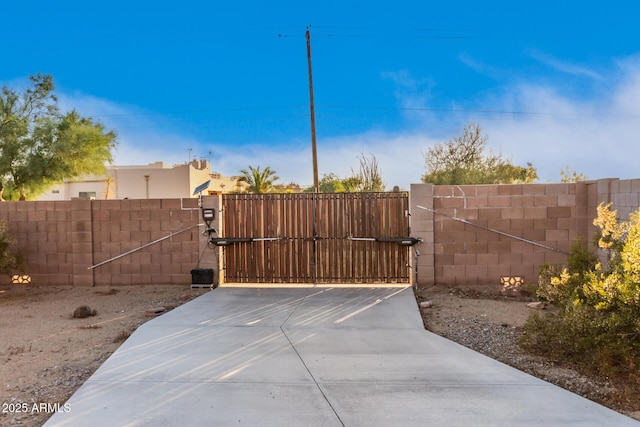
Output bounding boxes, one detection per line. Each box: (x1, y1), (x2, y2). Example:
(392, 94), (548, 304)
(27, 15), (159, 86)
(282, 25), (585, 41)
(316, 104), (640, 119)
(87, 105), (310, 119)
(83, 104), (640, 123)
(4, 25), (595, 52)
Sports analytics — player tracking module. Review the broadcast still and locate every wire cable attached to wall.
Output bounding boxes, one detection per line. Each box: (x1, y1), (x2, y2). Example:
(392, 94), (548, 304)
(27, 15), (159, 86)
(88, 223), (204, 270)
(415, 205), (569, 255)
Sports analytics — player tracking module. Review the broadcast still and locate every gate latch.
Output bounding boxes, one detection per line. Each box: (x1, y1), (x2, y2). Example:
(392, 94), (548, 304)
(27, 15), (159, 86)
(348, 236), (423, 246)
(379, 237), (423, 246)
(208, 237), (281, 246)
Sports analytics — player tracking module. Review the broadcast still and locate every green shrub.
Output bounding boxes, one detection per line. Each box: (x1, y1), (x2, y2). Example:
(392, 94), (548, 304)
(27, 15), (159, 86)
(535, 238), (597, 307)
(0, 221), (23, 276)
(521, 203), (640, 377)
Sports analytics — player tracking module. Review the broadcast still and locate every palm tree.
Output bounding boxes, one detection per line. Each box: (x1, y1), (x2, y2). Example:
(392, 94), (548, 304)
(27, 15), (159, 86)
(238, 165), (280, 194)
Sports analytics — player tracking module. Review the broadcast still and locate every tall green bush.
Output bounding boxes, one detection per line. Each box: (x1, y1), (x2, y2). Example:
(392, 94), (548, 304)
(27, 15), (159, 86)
(0, 221), (23, 275)
(521, 203), (640, 376)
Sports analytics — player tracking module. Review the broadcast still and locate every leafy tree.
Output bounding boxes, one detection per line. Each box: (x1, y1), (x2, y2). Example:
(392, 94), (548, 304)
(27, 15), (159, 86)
(304, 153), (386, 193)
(0, 74), (117, 200)
(272, 182), (303, 193)
(304, 173), (356, 193)
(349, 152), (385, 192)
(341, 176), (363, 192)
(317, 173), (346, 193)
(422, 122), (538, 185)
(304, 173), (345, 193)
(238, 165), (280, 193)
(559, 165), (588, 183)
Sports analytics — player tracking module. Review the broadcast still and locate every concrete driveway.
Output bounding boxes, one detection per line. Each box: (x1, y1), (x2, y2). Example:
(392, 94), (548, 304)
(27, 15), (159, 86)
(45, 286), (639, 426)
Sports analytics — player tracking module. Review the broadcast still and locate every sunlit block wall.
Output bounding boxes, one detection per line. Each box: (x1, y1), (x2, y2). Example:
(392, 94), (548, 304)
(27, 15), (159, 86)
(1, 182), (639, 288)
(0, 198), (212, 286)
(410, 178), (640, 288)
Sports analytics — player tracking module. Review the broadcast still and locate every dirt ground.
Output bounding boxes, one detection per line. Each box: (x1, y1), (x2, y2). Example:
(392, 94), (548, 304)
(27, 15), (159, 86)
(0, 284), (208, 426)
(0, 284), (638, 426)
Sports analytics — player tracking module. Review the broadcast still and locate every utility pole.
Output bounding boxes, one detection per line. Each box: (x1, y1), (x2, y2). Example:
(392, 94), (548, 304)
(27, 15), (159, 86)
(306, 26), (319, 283)
(306, 26), (319, 193)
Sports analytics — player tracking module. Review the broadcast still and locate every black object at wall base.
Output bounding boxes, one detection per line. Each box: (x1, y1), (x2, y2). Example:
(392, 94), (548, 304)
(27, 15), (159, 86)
(191, 268), (214, 285)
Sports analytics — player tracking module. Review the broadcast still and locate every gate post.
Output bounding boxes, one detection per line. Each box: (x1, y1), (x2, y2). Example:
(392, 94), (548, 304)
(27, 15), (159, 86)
(198, 195), (223, 286)
(410, 184), (435, 288)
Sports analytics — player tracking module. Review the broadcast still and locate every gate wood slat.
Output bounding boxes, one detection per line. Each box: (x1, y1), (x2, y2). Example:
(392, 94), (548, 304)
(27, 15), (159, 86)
(222, 192), (409, 284)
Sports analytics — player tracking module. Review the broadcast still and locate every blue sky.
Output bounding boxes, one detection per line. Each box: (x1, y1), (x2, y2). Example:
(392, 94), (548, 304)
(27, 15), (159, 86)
(2, 1), (640, 189)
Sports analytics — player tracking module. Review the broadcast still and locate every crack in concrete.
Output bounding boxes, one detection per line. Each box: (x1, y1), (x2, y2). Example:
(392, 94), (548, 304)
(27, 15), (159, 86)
(279, 289), (345, 427)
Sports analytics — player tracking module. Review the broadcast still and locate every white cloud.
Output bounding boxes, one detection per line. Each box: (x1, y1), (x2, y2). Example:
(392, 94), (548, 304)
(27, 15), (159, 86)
(57, 92), (204, 168)
(381, 70), (435, 122)
(528, 50), (603, 80)
(205, 131), (433, 190)
(458, 53), (505, 80)
(317, 131), (434, 190)
(49, 56), (640, 189)
(53, 89), (434, 189)
(484, 62), (640, 181)
(611, 56), (640, 113)
(381, 57), (640, 183)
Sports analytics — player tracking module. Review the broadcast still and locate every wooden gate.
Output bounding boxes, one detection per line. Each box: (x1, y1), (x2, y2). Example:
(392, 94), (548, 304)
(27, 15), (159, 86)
(221, 192), (410, 284)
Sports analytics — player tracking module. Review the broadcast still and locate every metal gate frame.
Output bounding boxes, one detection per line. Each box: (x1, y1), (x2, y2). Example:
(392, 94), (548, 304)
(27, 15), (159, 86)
(220, 192), (411, 284)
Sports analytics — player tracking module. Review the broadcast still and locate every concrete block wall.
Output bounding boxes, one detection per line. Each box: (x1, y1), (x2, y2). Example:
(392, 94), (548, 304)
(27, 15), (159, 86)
(586, 178), (640, 265)
(2, 182), (639, 288)
(593, 178), (640, 220)
(0, 198), (206, 286)
(90, 198), (202, 286)
(0, 200), (78, 286)
(410, 179), (637, 288)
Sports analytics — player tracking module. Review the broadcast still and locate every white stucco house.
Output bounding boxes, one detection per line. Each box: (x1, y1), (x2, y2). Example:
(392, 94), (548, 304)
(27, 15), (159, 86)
(36, 160), (246, 200)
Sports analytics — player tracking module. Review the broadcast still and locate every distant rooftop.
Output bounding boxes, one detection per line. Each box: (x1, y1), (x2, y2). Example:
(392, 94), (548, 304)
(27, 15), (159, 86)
(109, 160), (210, 171)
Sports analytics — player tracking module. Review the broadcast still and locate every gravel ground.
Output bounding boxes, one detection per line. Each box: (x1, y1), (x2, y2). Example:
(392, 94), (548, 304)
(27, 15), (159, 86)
(416, 285), (640, 421)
